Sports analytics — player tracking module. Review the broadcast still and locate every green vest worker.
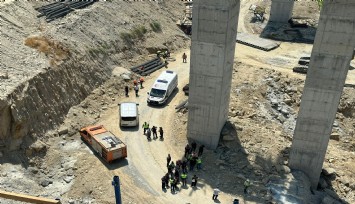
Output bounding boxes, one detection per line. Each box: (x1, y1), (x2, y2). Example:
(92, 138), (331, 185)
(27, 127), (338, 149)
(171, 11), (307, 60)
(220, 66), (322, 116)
(197, 157), (202, 170)
(181, 173), (187, 186)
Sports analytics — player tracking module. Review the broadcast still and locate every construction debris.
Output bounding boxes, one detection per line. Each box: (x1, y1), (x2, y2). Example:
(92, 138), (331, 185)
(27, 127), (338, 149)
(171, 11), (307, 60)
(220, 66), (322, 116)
(130, 57), (167, 76)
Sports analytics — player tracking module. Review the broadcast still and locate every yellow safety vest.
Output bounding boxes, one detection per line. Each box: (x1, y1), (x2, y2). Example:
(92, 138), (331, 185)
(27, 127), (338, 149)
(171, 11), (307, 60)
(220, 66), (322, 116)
(197, 158), (202, 164)
(181, 174), (187, 179)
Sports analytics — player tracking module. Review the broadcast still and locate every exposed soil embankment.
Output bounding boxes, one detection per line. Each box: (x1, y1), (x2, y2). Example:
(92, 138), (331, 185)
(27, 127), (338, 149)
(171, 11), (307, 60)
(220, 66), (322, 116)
(0, 56), (111, 150)
(0, 0), (188, 151)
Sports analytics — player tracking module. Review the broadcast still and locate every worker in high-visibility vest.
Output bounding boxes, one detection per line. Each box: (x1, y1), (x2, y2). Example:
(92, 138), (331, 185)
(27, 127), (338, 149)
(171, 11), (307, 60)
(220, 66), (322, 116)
(142, 122), (149, 134)
(244, 179), (251, 194)
(181, 172), (187, 186)
(196, 157), (202, 170)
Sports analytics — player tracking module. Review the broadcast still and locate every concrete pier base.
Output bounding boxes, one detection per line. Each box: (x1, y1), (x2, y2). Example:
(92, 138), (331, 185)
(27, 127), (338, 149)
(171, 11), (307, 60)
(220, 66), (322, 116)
(187, 0), (240, 149)
(269, 0), (294, 22)
(289, 0), (355, 188)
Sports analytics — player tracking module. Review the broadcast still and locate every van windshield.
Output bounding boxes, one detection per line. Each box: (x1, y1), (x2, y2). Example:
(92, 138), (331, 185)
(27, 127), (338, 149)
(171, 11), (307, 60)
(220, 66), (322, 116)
(122, 117), (136, 121)
(150, 88), (166, 98)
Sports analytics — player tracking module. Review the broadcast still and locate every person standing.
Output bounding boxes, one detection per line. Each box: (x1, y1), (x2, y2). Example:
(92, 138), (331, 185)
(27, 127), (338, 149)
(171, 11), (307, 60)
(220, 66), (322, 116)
(196, 157), (202, 170)
(159, 127), (164, 139)
(189, 156), (196, 171)
(134, 84), (139, 97)
(181, 172), (187, 186)
(124, 85), (129, 97)
(182, 53), (187, 63)
(161, 176), (166, 191)
(184, 144), (191, 158)
(174, 169), (180, 183)
(170, 177), (175, 193)
(191, 141), (197, 152)
(212, 188), (221, 200)
(152, 126), (157, 139)
(146, 128), (151, 140)
(165, 174), (170, 188)
(198, 145), (205, 156)
(191, 175), (198, 187)
(182, 159), (187, 173)
(139, 77), (144, 89)
(142, 122), (149, 134)
(167, 154), (171, 168)
(244, 179), (251, 194)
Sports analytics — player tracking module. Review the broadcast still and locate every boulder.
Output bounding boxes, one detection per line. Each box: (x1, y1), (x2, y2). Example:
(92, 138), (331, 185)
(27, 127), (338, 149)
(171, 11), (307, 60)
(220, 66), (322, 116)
(322, 167), (336, 176)
(29, 141), (47, 153)
(58, 127), (68, 136)
(40, 179), (53, 187)
(330, 133), (340, 141)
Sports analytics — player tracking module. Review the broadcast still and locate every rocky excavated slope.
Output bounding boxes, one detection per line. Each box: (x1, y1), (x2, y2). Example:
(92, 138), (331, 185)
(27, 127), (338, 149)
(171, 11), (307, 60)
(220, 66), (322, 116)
(0, 0), (188, 151)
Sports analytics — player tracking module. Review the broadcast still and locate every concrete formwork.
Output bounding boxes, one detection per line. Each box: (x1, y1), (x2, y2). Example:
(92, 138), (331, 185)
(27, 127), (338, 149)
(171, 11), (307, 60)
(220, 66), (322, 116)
(289, 0), (355, 188)
(269, 0), (294, 22)
(187, 0), (240, 149)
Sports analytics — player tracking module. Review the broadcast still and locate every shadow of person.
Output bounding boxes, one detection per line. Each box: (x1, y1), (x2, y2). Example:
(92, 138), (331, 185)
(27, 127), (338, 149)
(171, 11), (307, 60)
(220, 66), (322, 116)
(213, 199), (221, 203)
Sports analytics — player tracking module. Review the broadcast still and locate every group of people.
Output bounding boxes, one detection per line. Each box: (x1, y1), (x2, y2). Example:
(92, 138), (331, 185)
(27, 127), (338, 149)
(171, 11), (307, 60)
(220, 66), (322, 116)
(162, 154), (199, 194)
(125, 77), (144, 97)
(142, 121), (163, 140)
(160, 141), (205, 194)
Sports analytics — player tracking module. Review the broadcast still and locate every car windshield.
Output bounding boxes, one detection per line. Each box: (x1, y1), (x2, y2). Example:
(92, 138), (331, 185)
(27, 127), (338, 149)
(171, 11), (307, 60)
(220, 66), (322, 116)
(150, 88), (166, 98)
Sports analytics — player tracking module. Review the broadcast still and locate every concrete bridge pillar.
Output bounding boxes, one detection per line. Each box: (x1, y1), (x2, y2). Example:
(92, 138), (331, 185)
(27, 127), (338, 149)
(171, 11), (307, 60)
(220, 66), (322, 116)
(269, 0), (294, 22)
(289, 0), (355, 188)
(187, 0), (240, 149)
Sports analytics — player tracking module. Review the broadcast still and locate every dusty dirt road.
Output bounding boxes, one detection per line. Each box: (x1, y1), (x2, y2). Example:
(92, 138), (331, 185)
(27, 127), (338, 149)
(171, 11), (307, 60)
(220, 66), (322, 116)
(96, 49), (240, 203)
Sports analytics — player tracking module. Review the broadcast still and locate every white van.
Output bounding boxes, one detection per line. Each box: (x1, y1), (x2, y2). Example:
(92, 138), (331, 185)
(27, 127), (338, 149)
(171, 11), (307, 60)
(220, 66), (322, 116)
(118, 102), (139, 127)
(147, 70), (178, 105)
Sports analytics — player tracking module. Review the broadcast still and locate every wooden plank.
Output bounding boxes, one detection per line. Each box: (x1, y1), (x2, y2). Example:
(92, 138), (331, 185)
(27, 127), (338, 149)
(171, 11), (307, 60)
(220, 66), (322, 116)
(0, 190), (60, 204)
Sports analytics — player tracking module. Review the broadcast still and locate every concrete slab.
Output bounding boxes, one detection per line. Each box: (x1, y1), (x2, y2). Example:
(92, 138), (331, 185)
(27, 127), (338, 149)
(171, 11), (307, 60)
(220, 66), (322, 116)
(236, 32), (280, 51)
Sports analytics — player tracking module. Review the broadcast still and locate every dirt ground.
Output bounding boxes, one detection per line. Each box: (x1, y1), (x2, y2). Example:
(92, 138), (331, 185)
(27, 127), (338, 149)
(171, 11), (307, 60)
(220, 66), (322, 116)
(1, 0), (355, 204)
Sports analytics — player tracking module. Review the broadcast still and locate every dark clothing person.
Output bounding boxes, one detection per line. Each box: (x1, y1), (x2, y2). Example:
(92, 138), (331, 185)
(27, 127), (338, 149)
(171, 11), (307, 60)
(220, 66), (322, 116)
(176, 160), (182, 170)
(184, 144), (191, 158)
(165, 174), (169, 188)
(191, 141), (197, 152)
(167, 154), (171, 168)
(124, 86), (129, 97)
(152, 126), (157, 139)
(174, 169), (180, 183)
(191, 175), (198, 187)
(161, 176), (166, 190)
(189, 158), (196, 171)
(139, 77), (144, 89)
(198, 145), (205, 156)
(182, 160), (187, 173)
(159, 127), (164, 139)
(170, 178), (175, 193)
(182, 53), (187, 63)
(146, 128), (151, 140)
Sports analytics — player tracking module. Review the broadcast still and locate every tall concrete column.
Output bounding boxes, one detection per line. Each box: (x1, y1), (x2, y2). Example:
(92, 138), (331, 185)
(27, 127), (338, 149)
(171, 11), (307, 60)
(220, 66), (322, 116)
(187, 0), (240, 149)
(289, 0), (355, 188)
(269, 0), (294, 22)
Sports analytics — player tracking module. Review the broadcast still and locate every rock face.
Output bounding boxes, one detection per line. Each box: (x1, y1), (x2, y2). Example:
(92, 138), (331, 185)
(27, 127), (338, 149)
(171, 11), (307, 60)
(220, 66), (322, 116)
(0, 57), (111, 150)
